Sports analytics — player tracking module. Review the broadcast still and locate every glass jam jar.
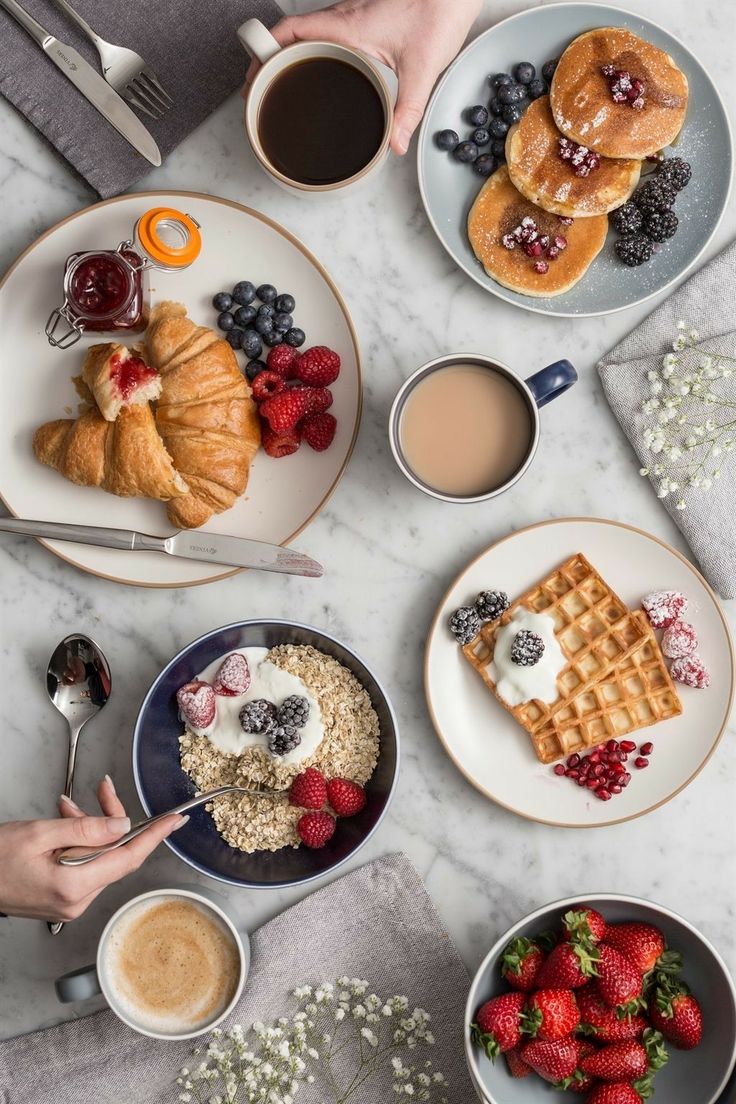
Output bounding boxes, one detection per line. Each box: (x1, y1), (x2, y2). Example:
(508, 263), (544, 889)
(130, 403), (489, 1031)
(46, 207), (202, 349)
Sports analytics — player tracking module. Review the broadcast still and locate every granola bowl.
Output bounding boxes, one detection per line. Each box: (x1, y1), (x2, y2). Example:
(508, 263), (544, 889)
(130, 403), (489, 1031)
(133, 620), (399, 889)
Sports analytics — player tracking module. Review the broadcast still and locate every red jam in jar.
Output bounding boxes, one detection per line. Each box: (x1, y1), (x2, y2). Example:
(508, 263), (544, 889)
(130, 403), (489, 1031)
(64, 248), (144, 333)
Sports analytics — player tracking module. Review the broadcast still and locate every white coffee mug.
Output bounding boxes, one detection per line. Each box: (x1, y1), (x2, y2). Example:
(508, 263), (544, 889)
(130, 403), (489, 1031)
(237, 18), (394, 195)
(54, 886), (249, 1041)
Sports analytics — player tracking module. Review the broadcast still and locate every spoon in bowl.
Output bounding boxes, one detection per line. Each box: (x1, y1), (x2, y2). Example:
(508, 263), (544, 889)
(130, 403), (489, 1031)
(46, 634), (112, 933)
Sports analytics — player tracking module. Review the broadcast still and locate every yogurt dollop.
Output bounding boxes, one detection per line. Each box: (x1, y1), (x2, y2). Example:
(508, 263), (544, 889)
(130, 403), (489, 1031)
(488, 610), (566, 707)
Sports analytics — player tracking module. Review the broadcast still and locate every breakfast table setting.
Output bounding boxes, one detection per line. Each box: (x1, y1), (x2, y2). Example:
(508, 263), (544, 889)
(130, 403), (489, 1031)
(0, 0), (735, 1100)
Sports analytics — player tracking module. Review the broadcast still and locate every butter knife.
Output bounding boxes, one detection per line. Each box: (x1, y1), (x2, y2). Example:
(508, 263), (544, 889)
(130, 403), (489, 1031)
(0, 519), (323, 577)
(0, 0), (161, 166)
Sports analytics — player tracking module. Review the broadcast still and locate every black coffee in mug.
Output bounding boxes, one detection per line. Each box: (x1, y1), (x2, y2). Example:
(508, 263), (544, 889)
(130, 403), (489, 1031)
(257, 57), (386, 185)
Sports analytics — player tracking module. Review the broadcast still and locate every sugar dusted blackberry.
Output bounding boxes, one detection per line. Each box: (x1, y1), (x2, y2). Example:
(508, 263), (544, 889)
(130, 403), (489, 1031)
(268, 724), (301, 756)
(615, 234), (653, 266)
(633, 178), (677, 213)
(278, 694), (310, 729)
(239, 698), (277, 735)
(510, 629), (545, 666)
(656, 156), (691, 191)
(476, 589), (510, 622)
(643, 209), (678, 243)
(449, 606), (481, 645)
(611, 201), (643, 235)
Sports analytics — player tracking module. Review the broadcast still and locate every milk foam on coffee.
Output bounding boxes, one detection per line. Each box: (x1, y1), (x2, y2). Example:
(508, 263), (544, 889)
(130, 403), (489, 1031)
(101, 896), (240, 1035)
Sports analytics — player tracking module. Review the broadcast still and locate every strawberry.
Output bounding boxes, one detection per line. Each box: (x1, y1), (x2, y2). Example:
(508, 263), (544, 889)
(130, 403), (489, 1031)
(261, 424), (301, 458)
(504, 1047), (532, 1078)
(596, 944), (644, 1010)
(299, 385), (333, 414)
(562, 906), (607, 945)
(212, 653), (250, 696)
(326, 777), (367, 817)
(288, 768), (327, 810)
(260, 389), (313, 433)
(251, 369), (285, 402)
(267, 344), (301, 378)
(520, 1036), (579, 1082)
(604, 923), (672, 976)
(649, 981), (702, 1050)
(296, 810), (335, 849)
(524, 989), (580, 1040)
(500, 937), (545, 992)
(471, 992), (525, 1059)
(536, 941), (599, 989)
(295, 345), (341, 387)
(554, 1040), (596, 1094)
(586, 1084), (644, 1104)
(581, 1041), (648, 1081)
(302, 412), (337, 451)
(578, 983), (647, 1043)
(176, 680), (216, 728)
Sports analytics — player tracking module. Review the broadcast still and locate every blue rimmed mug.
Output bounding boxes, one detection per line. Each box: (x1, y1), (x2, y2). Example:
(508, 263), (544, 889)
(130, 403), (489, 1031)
(388, 353), (577, 504)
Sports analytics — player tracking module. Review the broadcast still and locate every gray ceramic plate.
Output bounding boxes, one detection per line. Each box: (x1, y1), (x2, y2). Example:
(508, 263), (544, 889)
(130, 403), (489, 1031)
(417, 3), (733, 316)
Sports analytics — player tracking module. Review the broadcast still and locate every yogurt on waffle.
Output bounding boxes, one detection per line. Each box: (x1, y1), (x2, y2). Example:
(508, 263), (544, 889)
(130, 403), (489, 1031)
(489, 610), (566, 706)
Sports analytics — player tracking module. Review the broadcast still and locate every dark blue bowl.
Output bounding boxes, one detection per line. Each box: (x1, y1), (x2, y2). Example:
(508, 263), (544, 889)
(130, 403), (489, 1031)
(132, 620), (400, 889)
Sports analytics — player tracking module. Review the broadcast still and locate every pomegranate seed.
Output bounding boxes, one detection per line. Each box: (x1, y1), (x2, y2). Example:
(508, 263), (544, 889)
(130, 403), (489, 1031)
(558, 216), (574, 225)
(577, 777), (588, 787)
(606, 739), (618, 752)
(640, 742), (654, 755)
(524, 240), (544, 257)
(567, 753), (581, 767)
(609, 762), (625, 776)
(553, 764), (566, 775)
(554, 235), (568, 251)
(539, 235), (550, 249)
(620, 773), (631, 787)
(634, 757), (649, 769)
(588, 751), (601, 763)
(586, 777), (599, 790)
(595, 787), (612, 801)
(608, 783), (623, 795)
(501, 233), (516, 250)
(591, 763), (605, 778)
(533, 260), (549, 275)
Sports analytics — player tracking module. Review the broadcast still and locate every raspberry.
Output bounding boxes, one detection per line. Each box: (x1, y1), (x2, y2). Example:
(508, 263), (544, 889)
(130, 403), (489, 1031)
(261, 424), (301, 458)
(260, 389), (313, 432)
(296, 385), (333, 414)
(661, 620), (698, 659)
(670, 654), (710, 689)
(213, 653), (250, 696)
(302, 412), (337, 451)
(176, 680), (216, 729)
(251, 370), (285, 402)
(642, 590), (688, 629)
(267, 344), (301, 378)
(289, 767), (328, 809)
(297, 810), (336, 848)
(326, 778), (367, 817)
(295, 346), (341, 387)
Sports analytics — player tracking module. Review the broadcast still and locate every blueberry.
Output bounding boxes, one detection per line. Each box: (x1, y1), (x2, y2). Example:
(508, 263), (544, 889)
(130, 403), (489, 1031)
(488, 96), (502, 116)
(263, 330), (283, 347)
(240, 328), (262, 359)
(212, 291), (233, 312)
(234, 305), (256, 327)
(453, 140), (479, 163)
(217, 311), (235, 332)
(473, 154), (496, 177)
(467, 104), (489, 127)
(257, 303), (274, 318)
(489, 116), (509, 139)
(254, 314), (273, 335)
(528, 79), (546, 100)
(491, 73), (513, 88)
(226, 329), (243, 349)
(232, 280), (256, 305)
(491, 139), (507, 160)
(436, 128), (459, 152)
(273, 312), (293, 333)
(274, 293), (295, 313)
(513, 62), (536, 85)
(472, 127), (491, 146)
(541, 58), (559, 84)
(256, 283), (277, 304)
(245, 359), (267, 381)
(498, 82), (525, 105)
(502, 103), (525, 125)
(285, 327), (306, 347)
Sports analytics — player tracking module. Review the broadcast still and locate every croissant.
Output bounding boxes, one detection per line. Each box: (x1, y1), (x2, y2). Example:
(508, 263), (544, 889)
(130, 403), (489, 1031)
(146, 301), (261, 529)
(81, 342), (161, 421)
(33, 404), (189, 500)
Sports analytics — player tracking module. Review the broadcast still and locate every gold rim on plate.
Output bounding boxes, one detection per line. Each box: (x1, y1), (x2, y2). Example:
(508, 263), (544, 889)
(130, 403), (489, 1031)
(424, 516), (735, 828)
(0, 190), (362, 588)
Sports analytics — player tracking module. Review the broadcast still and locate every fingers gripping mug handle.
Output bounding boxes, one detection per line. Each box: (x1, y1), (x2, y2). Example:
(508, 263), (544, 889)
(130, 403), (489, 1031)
(525, 359), (578, 408)
(55, 964), (102, 1003)
(237, 18), (281, 64)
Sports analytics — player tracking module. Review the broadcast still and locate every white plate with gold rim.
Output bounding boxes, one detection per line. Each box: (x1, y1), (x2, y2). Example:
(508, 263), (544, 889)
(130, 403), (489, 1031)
(0, 191), (361, 587)
(425, 517), (733, 827)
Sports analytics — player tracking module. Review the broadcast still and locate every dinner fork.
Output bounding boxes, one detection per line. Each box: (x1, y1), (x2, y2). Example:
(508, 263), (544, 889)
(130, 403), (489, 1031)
(49, 0), (172, 118)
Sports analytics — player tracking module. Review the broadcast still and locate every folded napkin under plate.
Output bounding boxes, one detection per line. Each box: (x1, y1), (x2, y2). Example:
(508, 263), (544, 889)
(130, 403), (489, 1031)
(0, 0), (282, 197)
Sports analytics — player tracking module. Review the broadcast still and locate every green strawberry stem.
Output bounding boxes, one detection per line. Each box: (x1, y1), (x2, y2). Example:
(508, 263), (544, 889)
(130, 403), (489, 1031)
(642, 1027), (669, 1072)
(535, 928), (559, 953)
(501, 936), (535, 976)
(519, 1006), (543, 1037)
(470, 1023), (500, 1062)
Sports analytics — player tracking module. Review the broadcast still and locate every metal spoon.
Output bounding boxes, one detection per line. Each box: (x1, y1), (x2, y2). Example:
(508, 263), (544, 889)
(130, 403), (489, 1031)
(57, 785), (285, 866)
(46, 634), (112, 933)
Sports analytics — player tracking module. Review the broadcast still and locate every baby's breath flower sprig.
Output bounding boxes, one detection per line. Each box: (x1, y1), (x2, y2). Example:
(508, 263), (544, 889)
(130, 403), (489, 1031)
(175, 978), (448, 1104)
(639, 322), (736, 509)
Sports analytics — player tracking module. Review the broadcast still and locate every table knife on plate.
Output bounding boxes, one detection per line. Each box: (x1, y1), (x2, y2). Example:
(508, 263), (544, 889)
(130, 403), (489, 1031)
(0, 519), (323, 577)
(0, 0), (161, 166)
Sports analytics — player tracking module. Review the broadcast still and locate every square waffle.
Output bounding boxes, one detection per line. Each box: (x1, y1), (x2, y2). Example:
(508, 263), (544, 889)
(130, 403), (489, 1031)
(532, 612), (682, 764)
(462, 552), (648, 739)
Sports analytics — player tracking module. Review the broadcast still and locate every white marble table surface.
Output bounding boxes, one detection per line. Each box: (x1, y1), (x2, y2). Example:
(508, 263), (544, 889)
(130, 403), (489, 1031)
(1, 0), (735, 1049)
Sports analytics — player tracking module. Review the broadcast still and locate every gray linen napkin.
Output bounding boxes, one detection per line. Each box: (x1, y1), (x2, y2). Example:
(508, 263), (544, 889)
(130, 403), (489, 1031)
(0, 0), (282, 197)
(598, 241), (736, 598)
(0, 854), (475, 1103)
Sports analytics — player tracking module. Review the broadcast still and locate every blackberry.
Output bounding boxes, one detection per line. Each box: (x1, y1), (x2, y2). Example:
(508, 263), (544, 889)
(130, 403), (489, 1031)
(473, 154), (496, 177)
(278, 694), (310, 728)
(436, 128), (459, 152)
(615, 234), (653, 266)
(476, 590), (510, 622)
(633, 178), (677, 213)
(610, 201), (643, 235)
(643, 209), (678, 243)
(510, 629), (545, 667)
(268, 724), (301, 756)
(239, 699), (277, 735)
(656, 156), (691, 191)
(449, 606), (481, 645)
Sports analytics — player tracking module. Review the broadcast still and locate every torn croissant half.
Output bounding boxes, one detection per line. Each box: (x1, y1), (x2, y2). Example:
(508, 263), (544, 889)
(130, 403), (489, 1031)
(82, 342), (162, 422)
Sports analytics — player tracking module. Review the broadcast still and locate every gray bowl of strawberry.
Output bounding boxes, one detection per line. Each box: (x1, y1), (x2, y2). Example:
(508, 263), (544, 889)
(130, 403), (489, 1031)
(464, 895), (736, 1104)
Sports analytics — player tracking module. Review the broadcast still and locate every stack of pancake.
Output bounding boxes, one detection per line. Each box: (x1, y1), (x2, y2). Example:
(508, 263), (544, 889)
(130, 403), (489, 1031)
(468, 27), (689, 297)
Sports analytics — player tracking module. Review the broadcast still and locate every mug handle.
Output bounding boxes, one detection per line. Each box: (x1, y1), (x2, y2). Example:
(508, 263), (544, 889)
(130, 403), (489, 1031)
(237, 18), (281, 65)
(55, 963), (102, 1003)
(524, 359), (577, 409)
